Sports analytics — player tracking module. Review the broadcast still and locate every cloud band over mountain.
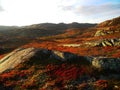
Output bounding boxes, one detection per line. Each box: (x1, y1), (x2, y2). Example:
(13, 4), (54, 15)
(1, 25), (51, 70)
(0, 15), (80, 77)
(61, 3), (120, 16)
(0, 0), (120, 25)
(0, 5), (4, 11)
(0, 0), (3, 11)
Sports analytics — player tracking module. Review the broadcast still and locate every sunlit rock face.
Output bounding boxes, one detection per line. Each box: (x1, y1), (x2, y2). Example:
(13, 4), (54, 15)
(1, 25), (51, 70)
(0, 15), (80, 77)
(0, 48), (36, 73)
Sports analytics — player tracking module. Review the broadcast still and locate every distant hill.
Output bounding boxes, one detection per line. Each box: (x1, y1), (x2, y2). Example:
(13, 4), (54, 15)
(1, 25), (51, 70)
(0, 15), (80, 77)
(26, 22), (97, 30)
(0, 23), (96, 38)
(0, 26), (20, 31)
(19, 22), (96, 38)
(0, 23), (96, 54)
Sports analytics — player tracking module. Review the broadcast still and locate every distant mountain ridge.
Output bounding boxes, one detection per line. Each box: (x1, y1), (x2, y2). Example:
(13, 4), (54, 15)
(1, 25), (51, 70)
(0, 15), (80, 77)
(25, 22), (97, 29)
(0, 26), (20, 31)
(0, 23), (97, 39)
(0, 22), (97, 30)
(0, 22), (96, 53)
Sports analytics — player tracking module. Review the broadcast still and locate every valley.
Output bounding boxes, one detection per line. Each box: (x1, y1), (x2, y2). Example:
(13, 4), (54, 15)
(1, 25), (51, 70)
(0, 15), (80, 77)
(0, 17), (120, 90)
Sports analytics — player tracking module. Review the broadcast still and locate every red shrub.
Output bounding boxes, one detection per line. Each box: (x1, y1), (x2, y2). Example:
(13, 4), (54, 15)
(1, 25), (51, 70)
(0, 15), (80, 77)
(47, 64), (87, 81)
(0, 70), (18, 81)
(112, 51), (120, 58)
(95, 80), (108, 88)
(21, 80), (37, 89)
(4, 81), (16, 87)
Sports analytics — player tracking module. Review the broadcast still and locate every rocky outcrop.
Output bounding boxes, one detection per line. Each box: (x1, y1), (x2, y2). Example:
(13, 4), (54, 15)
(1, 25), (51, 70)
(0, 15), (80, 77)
(95, 17), (120, 37)
(94, 29), (120, 36)
(0, 48), (80, 73)
(0, 48), (37, 73)
(0, 47), (120, 73)
(83, 38), (120, 47)
(100, 38), (120, 47)
(84, 41), (100, 47)
(52, 50), (78, 61)
(92, 57), (120, 71)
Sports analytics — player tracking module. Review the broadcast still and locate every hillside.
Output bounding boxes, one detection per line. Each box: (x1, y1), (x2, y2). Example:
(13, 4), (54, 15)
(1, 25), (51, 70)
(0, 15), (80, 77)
(0, 26), (20, 31)
(97, 16), (120, 27)
(23, 16), (120, 58)
(0, 23), (96, 55)
(0, 23), (96, 38)
(0, 47), (120, 90)
(0, 17), (120, 90)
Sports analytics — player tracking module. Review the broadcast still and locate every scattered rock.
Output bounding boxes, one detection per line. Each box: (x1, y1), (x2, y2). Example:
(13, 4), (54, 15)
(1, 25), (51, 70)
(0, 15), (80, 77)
(83, 38), (120, 47)
(94, 29), (120, 36)
(61, 44), (81, 47)
(100, 38), (120, 47)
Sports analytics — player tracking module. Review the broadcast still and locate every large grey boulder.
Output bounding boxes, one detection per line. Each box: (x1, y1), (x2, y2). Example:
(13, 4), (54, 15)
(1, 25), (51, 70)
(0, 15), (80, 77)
(92, 57), (120, 70)
(0, 48), (81, 73)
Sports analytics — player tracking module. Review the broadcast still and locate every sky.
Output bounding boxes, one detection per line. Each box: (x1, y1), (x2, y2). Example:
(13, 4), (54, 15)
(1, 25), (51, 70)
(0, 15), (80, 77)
(0, 0), (120, 26)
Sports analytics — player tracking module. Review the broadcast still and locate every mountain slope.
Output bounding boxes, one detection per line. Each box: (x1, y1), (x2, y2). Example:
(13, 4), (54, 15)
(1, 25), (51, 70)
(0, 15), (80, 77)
(0, 23), (96, 55)
(0, 17), (120, 90)
(22, 16), (120, 57)
(97, 16), (120, 27)
(0, 47), (120, 89)
(0, 23), (96, 38)
(0, 26), (20, 31)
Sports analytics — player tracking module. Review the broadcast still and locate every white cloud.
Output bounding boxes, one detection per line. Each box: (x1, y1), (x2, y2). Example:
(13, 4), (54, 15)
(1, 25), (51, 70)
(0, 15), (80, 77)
(0, 0), (4, 12)
(0, 6), (4, 11)
(0, 0), (120, 25)
(0, 0), (61, 25)
(60, 2), (120, 23)
(0, 0), (82, 26)
(76, 3), (120, 16)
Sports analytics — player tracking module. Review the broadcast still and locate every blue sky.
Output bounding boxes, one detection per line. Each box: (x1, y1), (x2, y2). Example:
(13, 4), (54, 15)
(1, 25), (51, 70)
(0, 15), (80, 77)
(0, 0), (120, 26)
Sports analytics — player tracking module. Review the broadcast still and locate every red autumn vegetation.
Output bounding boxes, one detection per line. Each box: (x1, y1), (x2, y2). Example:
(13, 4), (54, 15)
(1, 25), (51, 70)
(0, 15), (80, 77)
(0, 69), (32, 85)
(0, 54), (6, 59)
(112, 50), (120, 58)
(21, 80), (37, 89)
(95, 80), (108, 88)
(46, 64), (87, 81)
